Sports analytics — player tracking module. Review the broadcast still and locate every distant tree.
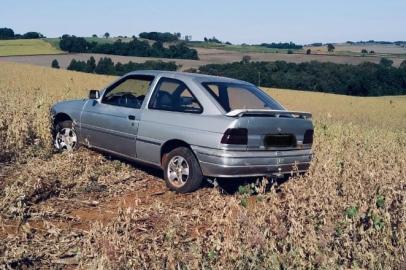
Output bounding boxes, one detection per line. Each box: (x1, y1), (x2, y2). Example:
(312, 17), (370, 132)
(311, 43), (323, 47)
(287, 50), (293, 54)
(211, 37), (222, 43)
(225, 41), (232, 45)
(380, 58), (393, 67)
(361, 49), (368, 54)
(92, 34), (98, 38)
(139, 32), (179, 42)
(66, 57), (178, 75)
(400, 60), (406, 69)
(22, 32), (43, 39)
(327, 43), (335, 52)
(67, 59), (88, 72)
(59, 35), (89, 52)
(260, 42), (303, 50)
(0, 27), (14, 39)
(95, 57), (115, 75)
(51, 59), (60, 69)
(370, 50), (375, 54)
(59, 33), (198, 59)
(241, 55), (251, 64)
(198, 60), (406, 96)
(86, 56), (96, 73)
(306, 49), (312, 55)
(104, 32), (110, 39)
(204, 37), (222, 43)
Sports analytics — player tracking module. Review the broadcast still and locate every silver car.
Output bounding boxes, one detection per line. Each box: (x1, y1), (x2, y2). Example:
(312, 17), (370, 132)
(51, 71), (313, 193)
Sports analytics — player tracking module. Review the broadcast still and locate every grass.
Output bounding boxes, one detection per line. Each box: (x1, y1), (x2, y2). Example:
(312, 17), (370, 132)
(0, 39), (63, 56)
(188, 41), (302, 54)
(0, 62), (405, 268)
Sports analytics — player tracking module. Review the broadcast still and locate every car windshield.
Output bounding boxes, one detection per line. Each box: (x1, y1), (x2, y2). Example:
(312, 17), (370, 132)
(202, 82), (284, 112)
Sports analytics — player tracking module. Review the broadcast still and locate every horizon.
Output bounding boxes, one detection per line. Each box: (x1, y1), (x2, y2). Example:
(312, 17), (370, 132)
(1, 0), (405, 44)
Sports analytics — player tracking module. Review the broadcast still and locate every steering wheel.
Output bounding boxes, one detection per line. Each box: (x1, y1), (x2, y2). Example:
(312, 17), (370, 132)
(121, 93), (140, 108)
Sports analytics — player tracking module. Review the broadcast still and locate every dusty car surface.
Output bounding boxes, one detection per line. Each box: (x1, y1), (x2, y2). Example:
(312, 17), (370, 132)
(51, 71), (314, 193)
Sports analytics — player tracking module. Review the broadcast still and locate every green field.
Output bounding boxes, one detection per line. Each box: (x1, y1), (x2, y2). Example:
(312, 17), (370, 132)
(0, 39), (63, 56)
(187, 41), (302, 54)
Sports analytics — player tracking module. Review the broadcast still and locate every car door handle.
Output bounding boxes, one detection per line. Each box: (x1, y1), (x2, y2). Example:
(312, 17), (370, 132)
(128, 115), (136, 120)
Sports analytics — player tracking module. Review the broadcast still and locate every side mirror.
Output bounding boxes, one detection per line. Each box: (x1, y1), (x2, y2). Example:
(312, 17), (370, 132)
(89, 90), (100, 99)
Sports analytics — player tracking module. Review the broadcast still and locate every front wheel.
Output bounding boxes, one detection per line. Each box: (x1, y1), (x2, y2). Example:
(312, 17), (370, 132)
(54, 120), (78, 151)
(163, 147), (203, 193)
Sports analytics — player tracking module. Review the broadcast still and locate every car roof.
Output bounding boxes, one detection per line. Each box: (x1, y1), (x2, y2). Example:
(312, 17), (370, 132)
(126, 70), (252, 85)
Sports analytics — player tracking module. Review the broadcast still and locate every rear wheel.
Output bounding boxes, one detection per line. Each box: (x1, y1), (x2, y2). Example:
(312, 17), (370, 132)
(163, 147), (203, 193)
(54, 120), (78, 151)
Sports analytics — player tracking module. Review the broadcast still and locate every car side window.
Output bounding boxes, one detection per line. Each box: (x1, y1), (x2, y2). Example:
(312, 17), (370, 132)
(149, 78), (203, 114)
(102, 75), (154, 109)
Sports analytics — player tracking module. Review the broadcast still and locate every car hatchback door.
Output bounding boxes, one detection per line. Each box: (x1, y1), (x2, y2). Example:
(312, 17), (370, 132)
(80, 74), (155, 158)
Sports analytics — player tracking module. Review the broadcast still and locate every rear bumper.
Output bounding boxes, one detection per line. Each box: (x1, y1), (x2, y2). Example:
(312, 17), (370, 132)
(192, 146), (312, 178)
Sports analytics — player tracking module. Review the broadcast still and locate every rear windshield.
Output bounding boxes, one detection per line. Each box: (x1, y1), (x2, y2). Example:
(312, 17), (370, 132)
(202, 82), (284, 112)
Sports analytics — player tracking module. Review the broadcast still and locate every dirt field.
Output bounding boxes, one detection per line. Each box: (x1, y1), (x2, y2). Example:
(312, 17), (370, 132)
(0, 63), (405, 269)
(1, 47), (405, 72)
(306, 43), (406, 55)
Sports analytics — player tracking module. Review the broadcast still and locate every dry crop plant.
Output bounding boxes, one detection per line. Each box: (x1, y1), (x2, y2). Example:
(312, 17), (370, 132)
(0, 62), (113, 162)
(0, 62), (405, 269)
(77, 122), (406, 269)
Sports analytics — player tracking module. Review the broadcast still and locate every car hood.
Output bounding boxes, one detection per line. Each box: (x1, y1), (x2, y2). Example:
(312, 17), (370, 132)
(51, 99), (87, 115)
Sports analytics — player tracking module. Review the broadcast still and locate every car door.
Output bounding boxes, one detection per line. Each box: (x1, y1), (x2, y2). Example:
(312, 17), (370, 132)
(80, 74), (155, 158)
(136, 77), (204, 164)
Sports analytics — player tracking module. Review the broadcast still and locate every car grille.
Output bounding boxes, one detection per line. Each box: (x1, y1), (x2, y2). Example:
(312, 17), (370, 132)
(264, 134), (297, 147)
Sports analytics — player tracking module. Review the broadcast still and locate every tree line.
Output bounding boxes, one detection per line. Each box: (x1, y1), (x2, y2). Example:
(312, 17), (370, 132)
(197, 59), (406, 96)
(59, 35), (199, 60)
(139, 32), (180, 42)
(53, 57), (178, 76)
(346, 40), (406, 46)
(259, 42), (303, 50)
(0, 27), (44, 40)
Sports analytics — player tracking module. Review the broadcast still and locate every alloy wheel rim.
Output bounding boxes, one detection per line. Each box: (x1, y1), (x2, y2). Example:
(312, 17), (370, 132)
(167, 156), (190, 187)
(55, 128), (77, 151)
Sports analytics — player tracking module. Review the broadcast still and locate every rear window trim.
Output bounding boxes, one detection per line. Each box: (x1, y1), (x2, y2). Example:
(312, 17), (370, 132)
(201, 81), (283, 113)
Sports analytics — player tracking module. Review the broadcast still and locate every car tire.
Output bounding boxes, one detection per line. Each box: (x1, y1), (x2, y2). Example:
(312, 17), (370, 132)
(163, 147), (203, 193)
(54, 120), (79, 151)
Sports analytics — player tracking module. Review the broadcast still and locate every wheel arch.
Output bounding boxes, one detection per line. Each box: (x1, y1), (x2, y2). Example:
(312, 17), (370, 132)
(52, 113), (73, 135)
(160, 139), (194, 165)
(53, 112), (72, 125)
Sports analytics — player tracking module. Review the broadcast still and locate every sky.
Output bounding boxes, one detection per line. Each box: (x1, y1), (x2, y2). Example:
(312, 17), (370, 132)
(1, 0), (405, 44)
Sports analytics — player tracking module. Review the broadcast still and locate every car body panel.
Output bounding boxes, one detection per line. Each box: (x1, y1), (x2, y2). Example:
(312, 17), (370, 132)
(80, 100), (141, 157)
(51, 70), (314, 178)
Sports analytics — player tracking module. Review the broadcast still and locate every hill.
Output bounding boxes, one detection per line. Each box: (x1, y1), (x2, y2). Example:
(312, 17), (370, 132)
(0, 39), (62, 56)
(0, 63), (405, 269)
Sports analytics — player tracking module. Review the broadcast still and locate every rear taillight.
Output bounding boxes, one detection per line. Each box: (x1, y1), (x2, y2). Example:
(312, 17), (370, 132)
(221, 128), (248, 145)
(303, 129), (314, 144)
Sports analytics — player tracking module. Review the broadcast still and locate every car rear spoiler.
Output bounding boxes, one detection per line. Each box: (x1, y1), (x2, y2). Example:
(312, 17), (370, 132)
(225, 109), (312, 119)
